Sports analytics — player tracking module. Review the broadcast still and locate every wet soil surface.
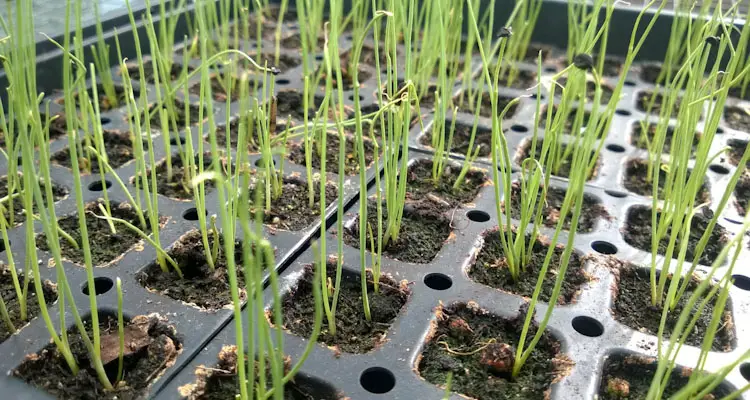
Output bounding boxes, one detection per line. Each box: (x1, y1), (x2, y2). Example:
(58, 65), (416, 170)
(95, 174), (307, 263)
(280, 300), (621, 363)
(240, 52), (302, 72)
(469, 230), (589, 304)
(138, 230), (245, 310)
(623, 205), (728, 266)
(727, 138), (749, 166)
(287, 132), (375, 176)
(72, 85), (130, 112)
(279, 264), (409, 354)
(457, 93), (518, 119)
(420, 121), (494, 157)
(182, 346), (337, 399)
(317, 65), (373, 91)
(598, 353), (732, 399)
(406, 159), (487, 208)
(639, 64), (686, 88)
(630, 122), (700, 155)
(622, 158), (710, 202)
(516, 139), (599, 180)
(249, 175), (336, 231)
(418, 302), (566, 400)
(636, 91), (684, 118)
(537, 106), (591, 134)
(728, 85), (750, 101)
(52, 131), (138, 173)
(612, 265), (734, 351)
(189, 75), (264, 103)
(498, 69), (538, 90)
(146, 102), (205, 129)
(725, 105), (750, 132)
(0, 269), (57, 344)
(556, 78), (613, 104)
(275, 90), (325, 122)
(127, 63), (190, 84)
(36, 201), (154, 266)
(508, 183), (608, 233)
(0, 174), (68, 225)
(137, 153), (217, 201)
(735, 171), (750, 214)
(344, 200), (452, 264)
(13, 314), (181, 400)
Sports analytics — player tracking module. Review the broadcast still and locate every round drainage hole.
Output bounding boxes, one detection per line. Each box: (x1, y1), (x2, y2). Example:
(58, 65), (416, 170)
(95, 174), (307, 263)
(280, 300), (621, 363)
(0, 240), (8, 252)
(741, 363), (750, 381)
(709, 164), (730, 175)
(360, 367), (396, 394)
(606, 144), (626, 153)
(467, 210), (490, 222)
(732, 275), (750, 291)
(424, 273), (452, 290)
(591, 240), (617, 255)
(171, 136), (186, 145)
(88, 180), (112, 192)
(615, 109), (632, 116)
(82, 277), (114, 296)
(255, 158), (277, 167)
(604, 189), (627, 198)
(511, 124), (528, 133)
(277, 79), (290, 85)
(572, 316), (604, 337)
(183, 208), (205, 221)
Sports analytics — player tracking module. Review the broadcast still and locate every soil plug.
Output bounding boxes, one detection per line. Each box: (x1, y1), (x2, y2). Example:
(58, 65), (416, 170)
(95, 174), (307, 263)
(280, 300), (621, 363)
(447, 317), (473, 339)
(606, 377), (630, 398)
(479, 342), (515, 377)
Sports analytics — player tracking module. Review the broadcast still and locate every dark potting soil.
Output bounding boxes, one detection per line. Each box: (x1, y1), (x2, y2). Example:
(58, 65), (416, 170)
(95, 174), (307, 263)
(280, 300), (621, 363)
(405, 159), (487, 208)
(639, 64), (686, 88)
(35, 201), (155, 267)
(497, 69), (538, 90)
(457, 93), (518, 119)
(13, 313), (181, 400)
(214, 118), (259, 152)
(147, 102), (205, 129)
(728, 85), (750, 101)
(71, 85), (130, 112)
(725, 105), (750, 132)
(51, 131), (138, 173)
(239, 52), (302, 72)
(556, 78), (613, 104)
(344, 200), (452, 264)
(287, 132), (375, 176)
(0, 268), (57, 344)
(249, 175), (337, 231)
(622, 158), (710, 202)
(537, 106), (591, 134)
(727, 138), (749, 166)
(623, 205), (728, 266)
(735, 171), (750, 215)
(600, 57), (622, 77)
(0, 113), (67, 148)
(279, 264), (409, 354)
(524, 43), (552, 63)
(137, 230), (245, 310)
(508, 183), (608, 233)
(421, 121), (493, 157)
(317, 65), (373, 91)
(189, 75), (264, 103)
(141, 153), (217, 200)
(275, 90), (325, 122)
(612, 265), (734, 352)
(0, 174), (68, 225)
(516, 139), (600, 180)
(469, 230), (589, 304)
(418, 302), (567, 400)
(280, 33), (326, 50)
(636, 91), (684, 118)
(630, 122), (700, 155)
(180, 345), (337, 400)
(597, 353), (733, 399)
(127, 63), (189, 83)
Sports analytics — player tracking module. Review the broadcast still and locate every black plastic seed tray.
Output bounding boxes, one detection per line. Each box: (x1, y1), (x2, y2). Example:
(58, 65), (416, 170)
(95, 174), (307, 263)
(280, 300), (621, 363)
(0, 9), (387, 400)
(156, 150), (750, 399)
